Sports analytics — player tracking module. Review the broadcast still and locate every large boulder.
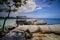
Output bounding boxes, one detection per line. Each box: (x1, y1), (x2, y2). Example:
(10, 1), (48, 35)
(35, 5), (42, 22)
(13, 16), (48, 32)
(9, 22), (17, 28)
(26, 19), (37, 25)
(2, 31), (27, 40)
(6, 22), (17, 30)
(38, 25), (60, 34)
(38, 25), (53, 33)
(50, 24), (60, 34)
(18, 25), (30, 31)
(28, 25), (40, 33)
(34, 20), (47, 25)
(17, 25), (40, 33)
(27, 21), (34, 25)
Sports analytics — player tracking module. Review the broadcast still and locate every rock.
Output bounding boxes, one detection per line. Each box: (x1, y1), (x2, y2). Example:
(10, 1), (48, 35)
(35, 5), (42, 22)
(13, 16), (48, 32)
(54, 25), (60, 34)
(25, 30), (32, 39)
(5, 22), (17, 31)
(7, 22), (17, 29)
(38, 25), (52, 33)
(32, 33), (60, 40)
(27, 19), (37, 22)
(9, 22), (17, 27)
(26, 19), (37, 25)
(18, 25), (30, 31)
(28, 25), (40, 33)
(43, 34), (60, 40)
(38, 25), (60, 34)
(1, 31), (27, 40)
(27, 21), (34, 25)
(34, 20), (47, 25)
(14, 25), (60, 34)
(18, 25), (40, 33)
(31, 37), (42, 40)
(32, 32), (45, 37)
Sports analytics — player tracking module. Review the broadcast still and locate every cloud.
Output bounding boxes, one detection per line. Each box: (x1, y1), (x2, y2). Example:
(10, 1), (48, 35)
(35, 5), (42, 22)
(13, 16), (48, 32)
(17, 0), (53, 12)
(35, 0), (51, 10)
(17, 0), (36, 12)
(36, 5), (42, 10)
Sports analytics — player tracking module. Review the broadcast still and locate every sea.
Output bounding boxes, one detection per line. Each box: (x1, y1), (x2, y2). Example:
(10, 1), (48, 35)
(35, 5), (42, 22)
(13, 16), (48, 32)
(0, 18), (60, 27)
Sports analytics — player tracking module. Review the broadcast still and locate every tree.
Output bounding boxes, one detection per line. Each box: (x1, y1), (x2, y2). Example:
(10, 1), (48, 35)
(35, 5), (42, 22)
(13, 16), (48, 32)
(0, 0), (28, 32)
(0, 0), (54, 32)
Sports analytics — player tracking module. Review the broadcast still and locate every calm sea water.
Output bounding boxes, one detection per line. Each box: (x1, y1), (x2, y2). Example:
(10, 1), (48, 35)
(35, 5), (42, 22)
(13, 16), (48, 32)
(0, 19), (16, 27)
(37, 18), (60, 24)
(0, 18), (60, 27)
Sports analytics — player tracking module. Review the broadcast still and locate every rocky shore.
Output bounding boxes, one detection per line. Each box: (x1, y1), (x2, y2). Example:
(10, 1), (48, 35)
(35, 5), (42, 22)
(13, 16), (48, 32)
(0, 25), (60, 40)
(0, 19), (60, 40)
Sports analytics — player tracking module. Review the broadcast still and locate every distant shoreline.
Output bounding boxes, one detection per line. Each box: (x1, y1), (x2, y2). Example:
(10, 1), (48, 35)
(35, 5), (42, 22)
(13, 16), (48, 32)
(0, 18), (60, 26)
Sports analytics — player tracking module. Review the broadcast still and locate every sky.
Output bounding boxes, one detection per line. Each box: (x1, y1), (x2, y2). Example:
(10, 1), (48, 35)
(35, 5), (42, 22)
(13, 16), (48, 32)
(0, 0), (60, 18)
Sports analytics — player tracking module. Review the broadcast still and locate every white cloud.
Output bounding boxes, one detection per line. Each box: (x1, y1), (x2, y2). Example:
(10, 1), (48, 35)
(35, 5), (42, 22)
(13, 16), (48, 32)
(36, 5), (42, 10)
(10, 0), (53, 17)
(9, 0), (53, 17)
(36, 7), (42, 10)
(17, 0), (36, 12)
(17, 0), (52, 12)
(35, 0), (51, 10)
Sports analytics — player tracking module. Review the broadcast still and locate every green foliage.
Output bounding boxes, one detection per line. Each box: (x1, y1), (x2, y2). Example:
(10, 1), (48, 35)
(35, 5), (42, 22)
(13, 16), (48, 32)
(3, 0), (7, 2)
(5, 9), (17, 12)
(5, 2), (10, 5)
(23, 0), (28, 4)
(13, 0), (21, 3)
(0, 0), (28, 12)
(14, 3), (21, 8)
(0, 0), (8, 4)
(23, 1), (26, 4)
(13, 9), (17, 12)
(5, 10), (10, 12)
(0, 9), (3, 12)
(13, 0), (28, 7)
(0, 28), (2, 32)
(0, 2), (3, 4)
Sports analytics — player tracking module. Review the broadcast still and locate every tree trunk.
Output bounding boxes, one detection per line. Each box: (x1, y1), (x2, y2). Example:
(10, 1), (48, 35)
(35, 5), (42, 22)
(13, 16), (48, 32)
(2, 8), (11, 32)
